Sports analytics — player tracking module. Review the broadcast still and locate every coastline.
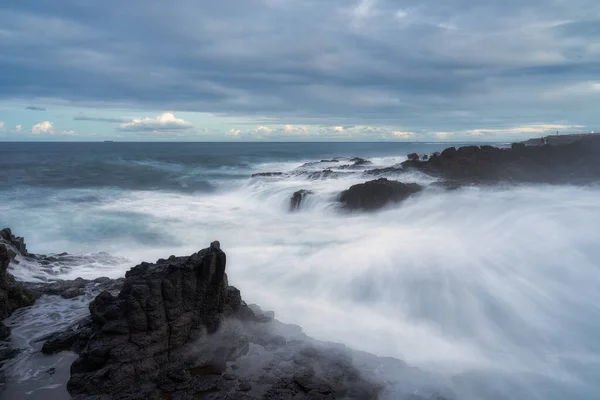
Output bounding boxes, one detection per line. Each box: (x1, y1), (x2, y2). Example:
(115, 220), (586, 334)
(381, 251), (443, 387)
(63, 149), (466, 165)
(1, 137), (600, 399)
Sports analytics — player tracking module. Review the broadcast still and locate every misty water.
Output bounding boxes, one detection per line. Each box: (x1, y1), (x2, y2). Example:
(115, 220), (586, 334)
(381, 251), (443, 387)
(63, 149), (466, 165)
(1, 142), (600, 399)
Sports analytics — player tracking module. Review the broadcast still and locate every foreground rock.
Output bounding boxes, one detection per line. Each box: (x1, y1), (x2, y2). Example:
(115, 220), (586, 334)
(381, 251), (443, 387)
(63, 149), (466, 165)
(0, 229), (37, 341)
(23, 276), (125, 300)
(338, 178), (423, 211)
(42, 242), (386, 399)
(401, 135), (600, 185)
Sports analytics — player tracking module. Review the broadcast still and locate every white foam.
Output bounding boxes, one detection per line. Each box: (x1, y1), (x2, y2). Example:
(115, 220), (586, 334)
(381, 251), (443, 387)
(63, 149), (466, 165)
(3, 159), (600, 399)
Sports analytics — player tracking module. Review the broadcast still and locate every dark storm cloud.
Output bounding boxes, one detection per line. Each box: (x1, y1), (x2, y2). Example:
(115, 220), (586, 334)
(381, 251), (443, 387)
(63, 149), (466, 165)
(25, 106), (46, 111)
(0, 0), (599, 130)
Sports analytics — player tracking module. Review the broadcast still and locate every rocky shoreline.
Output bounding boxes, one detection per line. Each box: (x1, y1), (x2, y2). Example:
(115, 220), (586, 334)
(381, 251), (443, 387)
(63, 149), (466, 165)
(0, 231), (452, 400)
(265, 135), (600, 212)
(2, 137), (599, 399)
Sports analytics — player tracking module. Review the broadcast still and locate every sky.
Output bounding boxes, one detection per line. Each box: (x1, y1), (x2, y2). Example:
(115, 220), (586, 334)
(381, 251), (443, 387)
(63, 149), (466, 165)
(0, 0), (598, 142)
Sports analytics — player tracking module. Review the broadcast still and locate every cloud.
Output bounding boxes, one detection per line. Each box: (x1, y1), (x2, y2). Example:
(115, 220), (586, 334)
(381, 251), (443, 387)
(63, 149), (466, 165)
(118, 113), (193, 132)
(25, 106), (46, 111)
(32, 121), (54, 134)
(253, 126), (273, 134)
(15, 124), (22, 132)
(391, 131), (415, 138)
(283, 125), (309, 134)
(227, 128), (241, 136)
(0, 122), (4, 131)
(74, 115), (131, 123)
(0, 1), (598, 137)
(468, 123), (585, 135)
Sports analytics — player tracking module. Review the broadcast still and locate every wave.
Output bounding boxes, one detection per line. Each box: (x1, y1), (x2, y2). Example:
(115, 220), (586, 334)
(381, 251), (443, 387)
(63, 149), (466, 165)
(2, 149), (600, 399)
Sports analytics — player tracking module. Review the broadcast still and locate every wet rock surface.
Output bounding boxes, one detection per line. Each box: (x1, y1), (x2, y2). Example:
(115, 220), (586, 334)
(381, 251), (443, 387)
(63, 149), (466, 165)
(23, 276), (125, 300)
(37, 242), (393, 400)
(401, 135), (600, 185)
(290, 189), (313, 211)
(338, 178), (423, 211)
(0, 229), (38, 343)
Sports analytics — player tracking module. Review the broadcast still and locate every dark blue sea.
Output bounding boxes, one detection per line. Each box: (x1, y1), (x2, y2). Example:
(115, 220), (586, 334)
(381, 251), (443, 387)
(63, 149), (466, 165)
(1, 142), (600, 400)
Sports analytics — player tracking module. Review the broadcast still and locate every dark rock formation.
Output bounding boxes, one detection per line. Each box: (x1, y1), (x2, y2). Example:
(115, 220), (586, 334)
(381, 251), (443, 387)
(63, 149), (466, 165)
(338, 178), (423, 211)
(23, 276), (125, 300)
(251, 172), (285, 178)
(362, 166), (403, 177)
(339, 157), (373, 170)
(401, 135), (600, 185)
(407, 153), (419, 161)
(290, 189), (313, 211)
(0, 230), (37, 340)
(302, 169), (356, 180)
(41, 242), (383, 400)
(299, 159), (340, 168)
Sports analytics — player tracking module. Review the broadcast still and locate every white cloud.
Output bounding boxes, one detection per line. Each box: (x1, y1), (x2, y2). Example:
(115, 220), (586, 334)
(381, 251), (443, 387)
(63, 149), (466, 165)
(227, 128), (241, 136)
(0, 122), (5, 131)
(469, 123), (584, 135)
(15, 124), (22, 132)
(435, 131), (454, 139)
(118, 113), (193, 132)
(331, 126), (345, 133)
(32, 121), (54, 134)
(253, 126), (273, 134)
(62, 130), (77, 136)
(391, 131), (415, 138)
(283, 125), (309, 134)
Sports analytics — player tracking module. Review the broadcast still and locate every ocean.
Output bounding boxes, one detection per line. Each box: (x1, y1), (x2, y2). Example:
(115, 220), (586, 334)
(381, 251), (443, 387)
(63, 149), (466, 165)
(1, 141), (600, 399)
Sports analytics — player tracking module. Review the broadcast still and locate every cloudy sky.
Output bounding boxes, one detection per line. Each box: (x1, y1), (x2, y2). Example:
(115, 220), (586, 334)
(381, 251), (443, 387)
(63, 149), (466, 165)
(0, 0), (598, 141)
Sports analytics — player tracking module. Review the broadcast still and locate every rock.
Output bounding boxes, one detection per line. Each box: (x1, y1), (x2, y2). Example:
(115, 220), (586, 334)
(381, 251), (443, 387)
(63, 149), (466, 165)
(302, 169), (355, 180)
(339, 157), (373, 170)
(362, 166), (403, 177)
(0, 228), (28, 256)
(0, 322), (9, 340)
(42, 317), (97, 355)
(401, 135), (600, 185)
(23, 275), (124, 300)
(62, 243), (258, 399)
(338, 178), (423, 211)
(0, 237), (37, 322)
(43, 244), (389, 400)
(407, 153), (420, 161)
(251, 172), (284, 178)
(289, 190), (313, 211)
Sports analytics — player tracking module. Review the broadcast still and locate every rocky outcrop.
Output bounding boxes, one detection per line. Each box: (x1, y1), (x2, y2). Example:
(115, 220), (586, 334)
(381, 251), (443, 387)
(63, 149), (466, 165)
(0, 229), (38, 340)
(41, 241), (383, 399)
(401, 135), (600, 185)
(251, 172), (285, 178)
(338, 178), (422, 211)
(339, 157), (373, 170)
(290, 189), (313, 211)
(23, 276), (125, 299)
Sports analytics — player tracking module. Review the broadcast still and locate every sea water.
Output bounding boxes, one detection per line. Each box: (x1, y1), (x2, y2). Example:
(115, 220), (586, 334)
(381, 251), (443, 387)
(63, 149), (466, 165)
(1, 142), (599, 399)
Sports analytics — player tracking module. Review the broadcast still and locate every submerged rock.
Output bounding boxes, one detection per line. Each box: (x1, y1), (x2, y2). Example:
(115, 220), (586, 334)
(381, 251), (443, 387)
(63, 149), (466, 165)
(289, 189), (313, 211)
(251, 172), (285, 178)
(338, 178), (422, 211)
